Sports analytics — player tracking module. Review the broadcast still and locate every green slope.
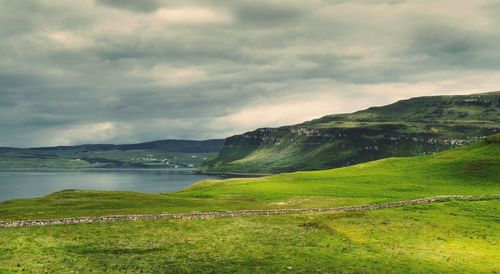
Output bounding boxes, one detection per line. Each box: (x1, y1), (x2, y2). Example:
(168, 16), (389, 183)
(204, 91), (500, 173)
(0, 136), (499, 273)
(1, 134), (498, 221)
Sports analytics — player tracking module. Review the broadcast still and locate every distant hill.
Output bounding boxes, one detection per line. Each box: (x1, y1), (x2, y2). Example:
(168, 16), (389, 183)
(29, 139), (225, 153)
(0, 139), (225, 169)
(203, 91), (500, 174)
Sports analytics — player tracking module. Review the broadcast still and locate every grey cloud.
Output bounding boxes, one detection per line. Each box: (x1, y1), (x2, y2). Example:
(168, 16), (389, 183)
(92, 36), (241, 64)
(0, 1), (95, 36)
(408, 24), (500, 71)
(234, 1), (307, 26)
(95, 0), (161, 13)
(1, 0), (499, 147)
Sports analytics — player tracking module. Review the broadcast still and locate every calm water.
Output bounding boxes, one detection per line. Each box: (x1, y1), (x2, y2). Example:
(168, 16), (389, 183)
(0, 169), (220, 201)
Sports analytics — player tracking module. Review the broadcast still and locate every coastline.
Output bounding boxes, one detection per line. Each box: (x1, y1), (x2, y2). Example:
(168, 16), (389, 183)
(0, 168), (221, 202)
(194, 171), (272, 178)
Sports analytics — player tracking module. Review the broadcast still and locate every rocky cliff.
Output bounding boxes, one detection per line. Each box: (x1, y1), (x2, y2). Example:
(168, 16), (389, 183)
(203, 91), (500, 173)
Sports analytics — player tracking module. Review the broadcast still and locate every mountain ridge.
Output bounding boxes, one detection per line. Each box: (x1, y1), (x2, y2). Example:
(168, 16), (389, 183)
(25, 139), (225, 153)
(203, 91), (500, 173)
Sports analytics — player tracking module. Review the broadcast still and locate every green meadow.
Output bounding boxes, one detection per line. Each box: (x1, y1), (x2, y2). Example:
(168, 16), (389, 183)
(0, 200), (498, 273)
(0, 135), (498, 272)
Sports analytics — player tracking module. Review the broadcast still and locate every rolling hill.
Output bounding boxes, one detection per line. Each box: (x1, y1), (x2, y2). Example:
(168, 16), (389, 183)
(1, 134), (499, 273)
(0, 139), (224, 169)
(203, 91), (500, 174)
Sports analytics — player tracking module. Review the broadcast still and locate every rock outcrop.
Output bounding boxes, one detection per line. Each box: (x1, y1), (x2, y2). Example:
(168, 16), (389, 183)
(204, 92), (500, 173)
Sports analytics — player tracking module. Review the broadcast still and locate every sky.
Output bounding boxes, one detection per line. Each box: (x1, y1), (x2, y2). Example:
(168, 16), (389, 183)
(1, 0), (500, 147)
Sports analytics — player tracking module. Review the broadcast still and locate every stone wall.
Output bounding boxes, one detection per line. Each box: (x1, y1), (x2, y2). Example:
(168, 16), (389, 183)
(1, 194), (498, 228)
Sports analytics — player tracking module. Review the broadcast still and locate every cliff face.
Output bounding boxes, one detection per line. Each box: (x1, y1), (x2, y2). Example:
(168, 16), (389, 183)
(203, 92), (500, 173)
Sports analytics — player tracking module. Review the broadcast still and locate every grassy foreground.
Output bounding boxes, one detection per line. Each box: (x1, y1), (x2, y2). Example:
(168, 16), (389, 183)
(0, 136), (498, 272)
(0, 200), (498, 273)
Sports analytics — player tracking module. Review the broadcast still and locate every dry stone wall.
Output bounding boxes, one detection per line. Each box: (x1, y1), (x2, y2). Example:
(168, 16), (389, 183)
(1, 194), (498, 228)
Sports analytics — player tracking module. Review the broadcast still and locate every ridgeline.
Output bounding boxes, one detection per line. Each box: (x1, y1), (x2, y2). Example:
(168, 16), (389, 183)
(203, 91), (500, 174)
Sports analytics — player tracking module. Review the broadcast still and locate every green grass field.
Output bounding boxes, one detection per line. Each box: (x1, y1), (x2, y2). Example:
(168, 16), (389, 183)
(0, 200), (498, 273)
(0, 135), (498, 272)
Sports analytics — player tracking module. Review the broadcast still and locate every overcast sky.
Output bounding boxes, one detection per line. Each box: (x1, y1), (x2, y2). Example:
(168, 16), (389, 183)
(1, 0), (500, 147)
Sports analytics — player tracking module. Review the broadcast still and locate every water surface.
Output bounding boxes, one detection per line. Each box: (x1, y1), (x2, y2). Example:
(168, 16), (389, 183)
(0, 169), (220, 201)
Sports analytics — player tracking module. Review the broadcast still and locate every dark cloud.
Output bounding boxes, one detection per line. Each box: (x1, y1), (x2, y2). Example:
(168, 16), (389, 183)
(408, 24), (500, 70)
(0, 0), (499, 147)
(234, 1), (307, 26)
(95, 0), (161, 13)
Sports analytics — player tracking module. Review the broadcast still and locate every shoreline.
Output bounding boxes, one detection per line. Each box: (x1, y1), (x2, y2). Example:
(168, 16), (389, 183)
(0, 167), (199, 171)
(194, 171), (272, 178)
(0, 169), (222, 202)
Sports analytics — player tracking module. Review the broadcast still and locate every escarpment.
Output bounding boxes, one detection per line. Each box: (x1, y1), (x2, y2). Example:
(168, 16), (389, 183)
(204, 92), (500, 174)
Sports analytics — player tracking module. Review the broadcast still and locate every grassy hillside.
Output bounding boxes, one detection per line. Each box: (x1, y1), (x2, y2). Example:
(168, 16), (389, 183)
(1, 134), (498, 221)
(0, 136), (498, 272)
(204, 91), (500, 173)
(0, 139), (224, 169)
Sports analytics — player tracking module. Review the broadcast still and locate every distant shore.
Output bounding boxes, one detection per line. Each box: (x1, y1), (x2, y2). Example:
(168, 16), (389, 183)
(0, 167), (198, 171)
(194, 171), (272, 178)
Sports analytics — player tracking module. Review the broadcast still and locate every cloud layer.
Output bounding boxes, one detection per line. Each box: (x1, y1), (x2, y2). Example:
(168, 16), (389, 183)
(1, 0), (499, 147)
